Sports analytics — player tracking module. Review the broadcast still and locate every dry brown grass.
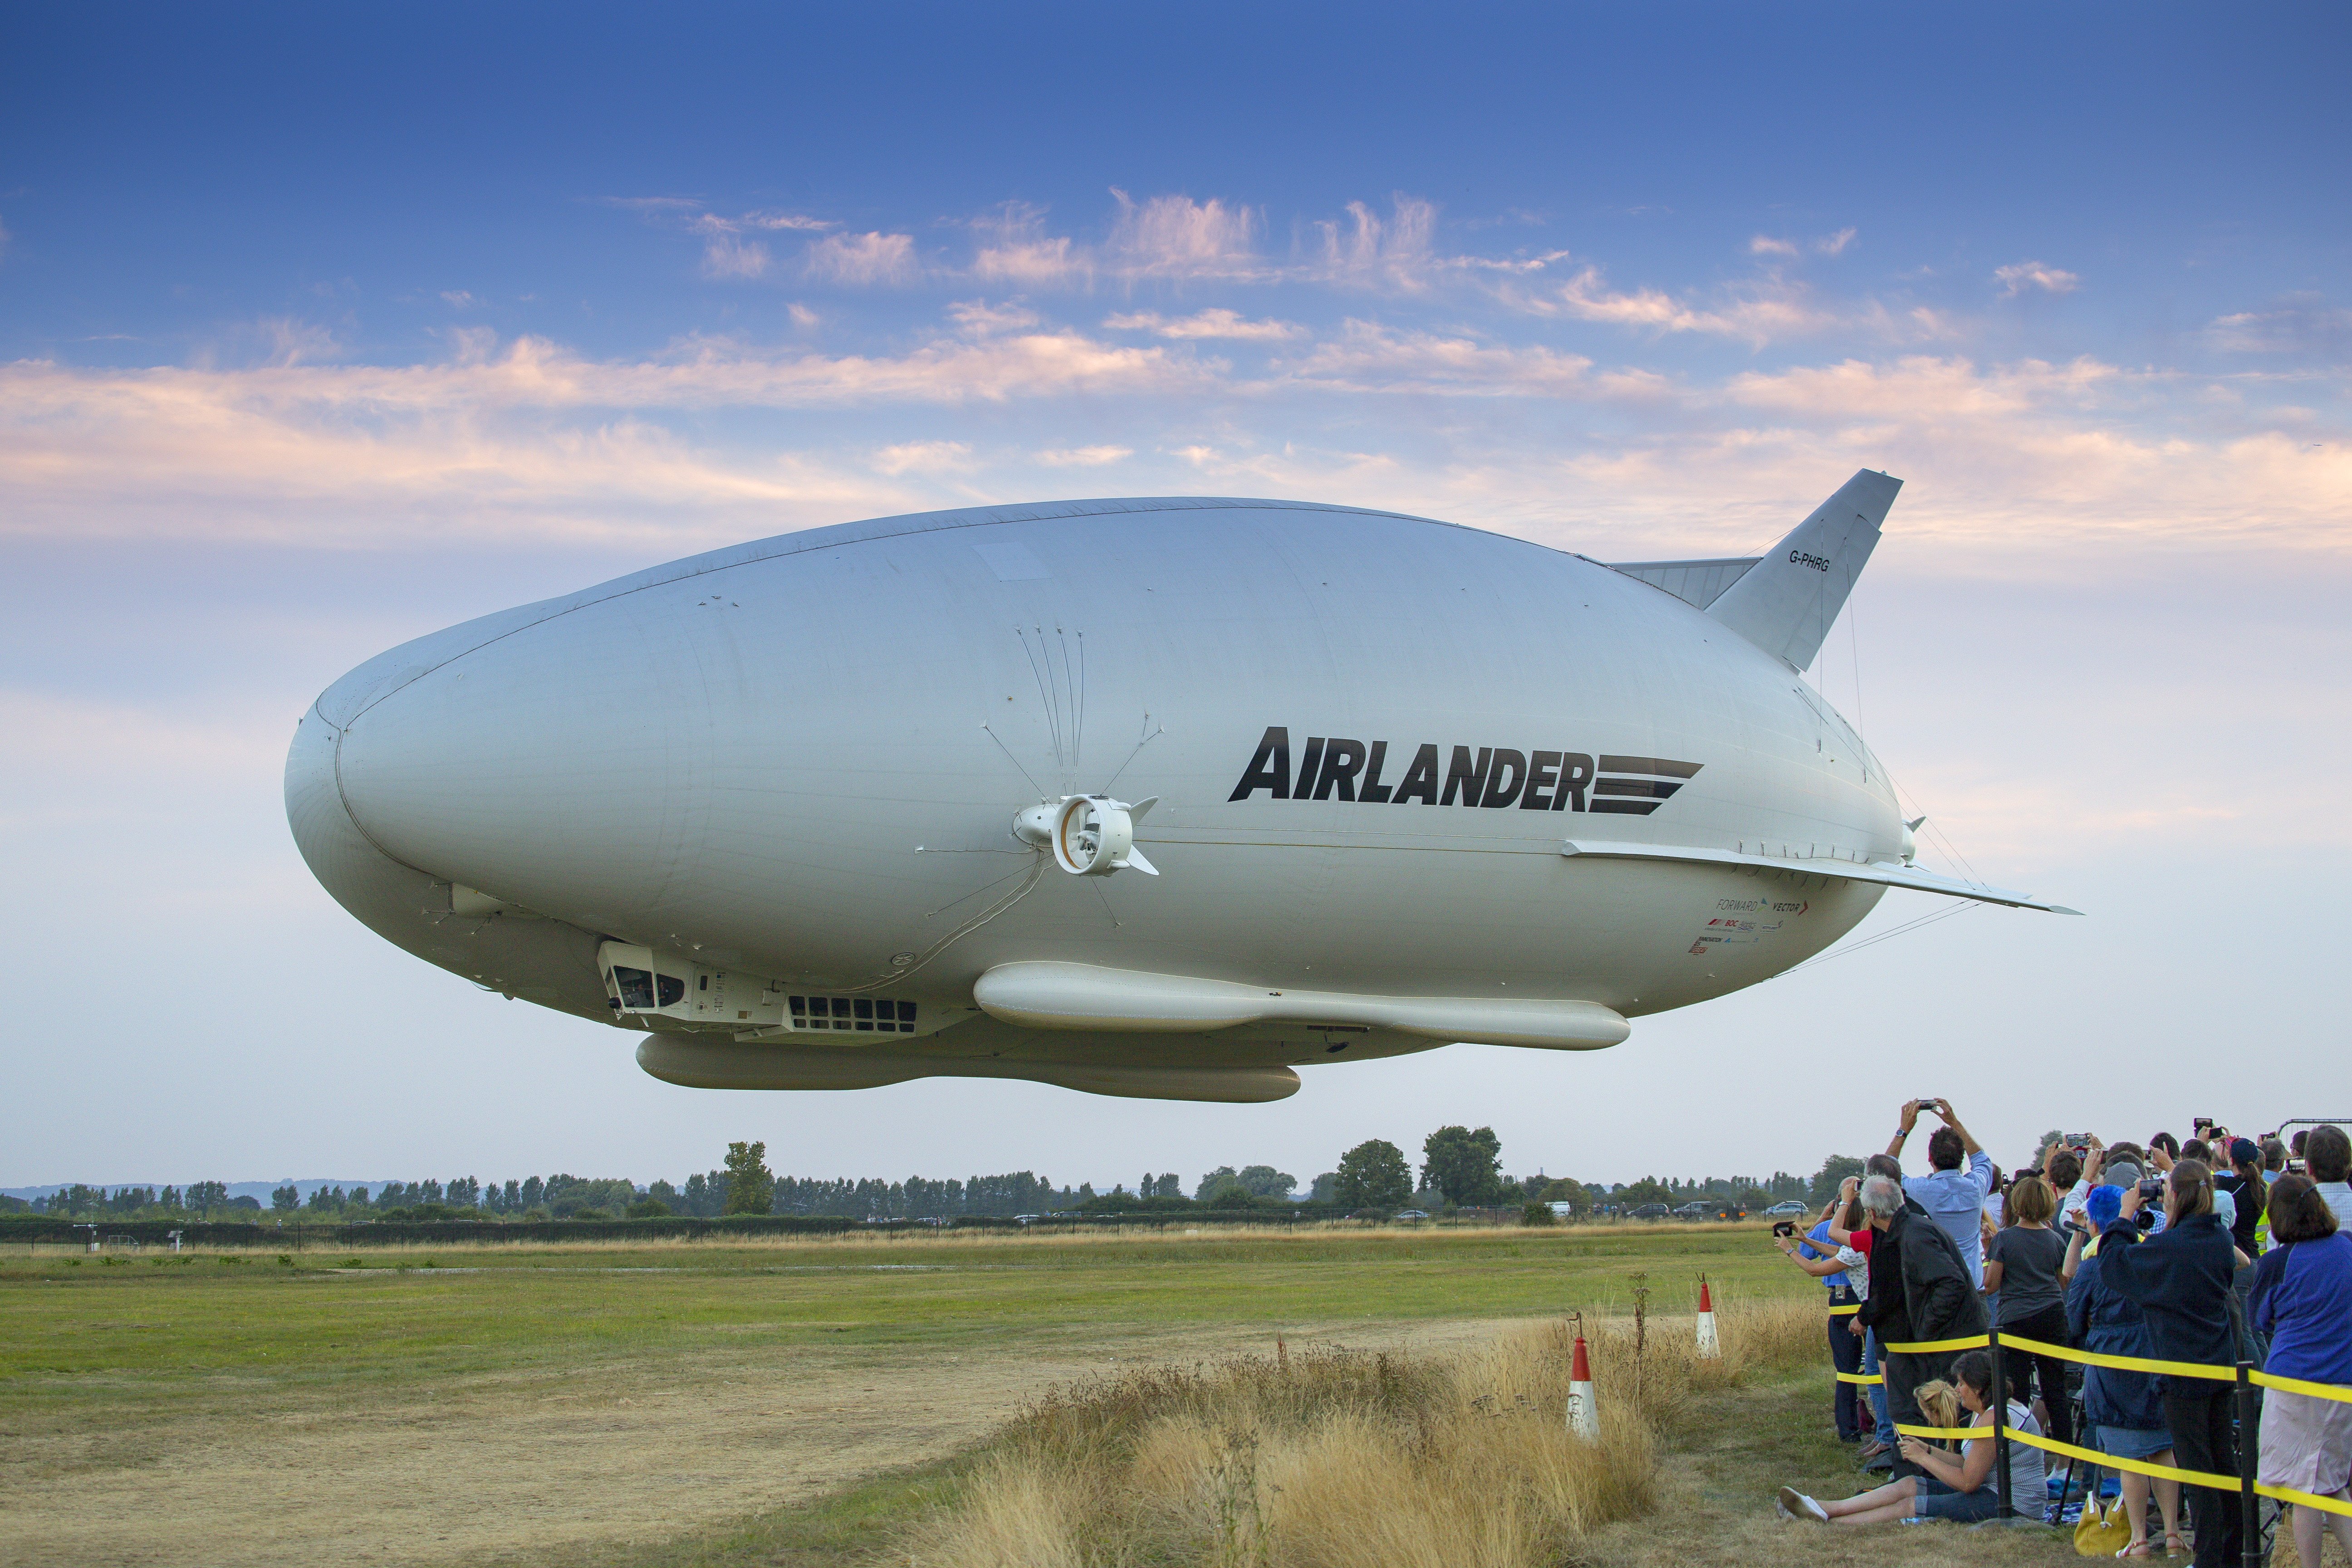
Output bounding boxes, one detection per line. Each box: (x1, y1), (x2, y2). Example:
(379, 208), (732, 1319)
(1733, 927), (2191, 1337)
(902, 1291), (1822, 1568)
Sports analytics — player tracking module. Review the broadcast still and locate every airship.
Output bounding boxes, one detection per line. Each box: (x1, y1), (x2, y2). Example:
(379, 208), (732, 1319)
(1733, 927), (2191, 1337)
(286, 470), (2075, 1103)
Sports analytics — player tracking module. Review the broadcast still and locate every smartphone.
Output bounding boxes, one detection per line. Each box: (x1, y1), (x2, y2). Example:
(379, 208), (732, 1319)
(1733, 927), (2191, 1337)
(2192, 1117), (2213, 1133)
(1772, 1221), (1797, 1239)
(2064, 1132), (2092, 1151)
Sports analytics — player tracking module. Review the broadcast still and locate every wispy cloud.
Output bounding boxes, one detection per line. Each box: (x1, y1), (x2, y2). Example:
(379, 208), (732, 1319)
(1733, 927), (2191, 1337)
(700, 235), (770, 279)
(1106, 190), (1263, 279)
(805, 231), (918, 286)
(1104, 308), (1303, 341)
(1035, 444), (1132, 467)
(870, 439), (972, 476)
(1994, 260), (2079, 297)
(2205, 295), (2352, 358)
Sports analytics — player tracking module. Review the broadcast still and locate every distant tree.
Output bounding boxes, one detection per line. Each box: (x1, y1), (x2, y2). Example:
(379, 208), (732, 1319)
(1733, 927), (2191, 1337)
(1333, 1140), (1412, 1210)
(1234, 1165), (1297, 1200)
(627, 1197), (671, 1218)
(1521, 1201), (1557, 1226)
(1617, 1176), (1672, 1207)
(647, 1179), (680, 1211)
(723, 1142), (774, 1214)
(446, 1176), (481, 1208)
(521, 1176), (545, 1210)
(1153, 1172), (1182, 1198)
(1806, 1155), (1865, 1207)
(1309, 1171), (1340, 1203)
(1420, 1126), (1504, 1208)
(1194, 1165), (1240, 1200)
(186, 1181), (230, 1214)
(1540, 1177), (1590, 1212)
(270, 1184), (301, 1212)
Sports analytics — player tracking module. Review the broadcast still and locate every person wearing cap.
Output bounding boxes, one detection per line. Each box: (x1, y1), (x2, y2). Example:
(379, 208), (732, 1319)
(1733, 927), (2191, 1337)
(2096, 1161), (2253, 1568)
(2066, 1183), (2186, 1558)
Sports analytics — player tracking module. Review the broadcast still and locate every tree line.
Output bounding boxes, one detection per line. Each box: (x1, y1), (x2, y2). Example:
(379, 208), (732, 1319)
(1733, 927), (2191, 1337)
(4, 1140), (1867, 1223)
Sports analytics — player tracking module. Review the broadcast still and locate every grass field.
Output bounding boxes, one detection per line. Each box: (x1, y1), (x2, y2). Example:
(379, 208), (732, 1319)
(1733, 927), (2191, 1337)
(2, 1220), (2307, 1568)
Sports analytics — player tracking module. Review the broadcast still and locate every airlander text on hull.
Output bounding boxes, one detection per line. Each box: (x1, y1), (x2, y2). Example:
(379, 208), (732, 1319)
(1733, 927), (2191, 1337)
(287, 470), (2078, 1103)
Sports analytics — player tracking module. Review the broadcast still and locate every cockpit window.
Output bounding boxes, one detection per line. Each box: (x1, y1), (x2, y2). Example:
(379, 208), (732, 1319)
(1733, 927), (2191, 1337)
(657, 974), (686, 1007)
(614, 967), (656, 1009)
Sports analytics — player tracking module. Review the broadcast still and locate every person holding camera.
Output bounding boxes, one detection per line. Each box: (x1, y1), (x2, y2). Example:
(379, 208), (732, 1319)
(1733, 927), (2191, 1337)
(1777, 1177), (1871, 1443)
(2067, 1183), (2187, 1558)
(1856, 1172), (1987, 1480)
(2095, 1159), (2254, 1568)
(1886, 1098), (1994, 1285)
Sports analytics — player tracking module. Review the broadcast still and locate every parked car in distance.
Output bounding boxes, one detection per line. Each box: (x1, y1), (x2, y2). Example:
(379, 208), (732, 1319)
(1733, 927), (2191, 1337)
(1764, 1200), (1810, 1216)
(1671, 1201), (1713, 1219)
(1394, 1209), (1430, 1221)
(1625, 1203), (1671, 1220)
(1545, 1201), (1577, 1217)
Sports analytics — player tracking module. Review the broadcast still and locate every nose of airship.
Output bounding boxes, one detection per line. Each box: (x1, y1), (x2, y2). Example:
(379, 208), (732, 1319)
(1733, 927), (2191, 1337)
(301, 612), (680, 918)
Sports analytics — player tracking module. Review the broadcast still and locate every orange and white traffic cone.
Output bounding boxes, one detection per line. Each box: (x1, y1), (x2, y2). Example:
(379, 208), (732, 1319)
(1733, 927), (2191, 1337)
(1696, 1279), (1722, 1359)
(1566, 1333), (1599, 1438)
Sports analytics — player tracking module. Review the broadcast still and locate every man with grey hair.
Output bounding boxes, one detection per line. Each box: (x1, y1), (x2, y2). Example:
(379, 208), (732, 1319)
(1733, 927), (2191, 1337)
(1856, 1171), (1988, 1478)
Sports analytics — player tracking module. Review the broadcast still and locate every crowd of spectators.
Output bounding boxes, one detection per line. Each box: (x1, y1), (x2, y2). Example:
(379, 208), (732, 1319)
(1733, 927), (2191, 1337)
(1770, 1104), (2352, 1566)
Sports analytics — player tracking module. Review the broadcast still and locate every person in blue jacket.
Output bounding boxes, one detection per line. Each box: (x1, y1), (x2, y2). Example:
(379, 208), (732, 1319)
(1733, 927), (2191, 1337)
(2250, 1173), (2352, 1568)
(2097, 1159), (2254, 1568)
(2065, 1183), (2185, 1558)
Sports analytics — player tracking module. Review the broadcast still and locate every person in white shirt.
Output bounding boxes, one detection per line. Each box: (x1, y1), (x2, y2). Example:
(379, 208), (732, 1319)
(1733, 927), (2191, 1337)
(2307, 1126), (2352, 1227)
(1888, 1099), (1995, 1286)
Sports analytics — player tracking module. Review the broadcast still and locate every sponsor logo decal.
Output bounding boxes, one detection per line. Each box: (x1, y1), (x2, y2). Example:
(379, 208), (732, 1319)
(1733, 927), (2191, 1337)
(1227, 727), (1703, 817)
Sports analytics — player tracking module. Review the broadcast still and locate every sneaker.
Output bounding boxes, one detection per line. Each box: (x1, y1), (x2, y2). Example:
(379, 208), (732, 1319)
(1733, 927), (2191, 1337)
(1778, 1486), (1829, 1523)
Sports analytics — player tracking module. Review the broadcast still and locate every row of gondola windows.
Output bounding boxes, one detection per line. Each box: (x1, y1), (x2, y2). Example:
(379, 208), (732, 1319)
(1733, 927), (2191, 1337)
(789, 995), (919, 1031)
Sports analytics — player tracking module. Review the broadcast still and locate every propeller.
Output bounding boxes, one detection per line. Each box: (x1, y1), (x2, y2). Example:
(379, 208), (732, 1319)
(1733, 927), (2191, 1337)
(1014, 794), (1160, 877)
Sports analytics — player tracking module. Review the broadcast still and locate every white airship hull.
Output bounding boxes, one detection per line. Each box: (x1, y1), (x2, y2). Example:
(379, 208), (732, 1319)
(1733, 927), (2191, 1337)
(287, 487), (2065, 1101)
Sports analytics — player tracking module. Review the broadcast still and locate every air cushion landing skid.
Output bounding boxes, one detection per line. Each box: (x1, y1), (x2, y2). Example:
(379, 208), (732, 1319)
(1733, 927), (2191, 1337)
(633, 1035), (1300, 1102)
(973, 962), (1631, 1050)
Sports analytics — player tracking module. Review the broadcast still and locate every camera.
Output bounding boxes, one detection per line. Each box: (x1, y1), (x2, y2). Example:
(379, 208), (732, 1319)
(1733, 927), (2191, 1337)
(1772, 1220), (1797, 1239)
(2064, 1132), (2092, 1152)
(2137, 1177), (2165, 1231)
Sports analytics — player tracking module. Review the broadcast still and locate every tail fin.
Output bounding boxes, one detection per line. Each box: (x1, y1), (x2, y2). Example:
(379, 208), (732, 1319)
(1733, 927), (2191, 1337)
(1705, 469), (1901, 671)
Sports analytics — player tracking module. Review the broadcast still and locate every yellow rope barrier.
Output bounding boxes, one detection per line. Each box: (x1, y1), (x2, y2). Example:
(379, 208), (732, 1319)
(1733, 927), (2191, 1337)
(1996, 1333), (2236, 1384)
(2254, 1368), (2352, 1405)
(1892, 1424), (2352, 1520)
(1878, 1333), (1991, 1354)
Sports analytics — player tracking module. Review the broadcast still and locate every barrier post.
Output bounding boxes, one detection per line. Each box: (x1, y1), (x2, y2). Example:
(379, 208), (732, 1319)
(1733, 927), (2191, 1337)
(1988, 1323), (2014, 1521)
(2236, 1357), (2259, 1568)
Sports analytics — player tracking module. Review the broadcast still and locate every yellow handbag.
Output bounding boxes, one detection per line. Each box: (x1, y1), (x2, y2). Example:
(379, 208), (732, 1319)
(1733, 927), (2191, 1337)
(2074, 1497), (2133, 1557)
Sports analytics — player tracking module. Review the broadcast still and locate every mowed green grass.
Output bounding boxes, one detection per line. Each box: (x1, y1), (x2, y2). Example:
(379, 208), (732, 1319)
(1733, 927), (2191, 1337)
(1, 1222), (1813, 1398)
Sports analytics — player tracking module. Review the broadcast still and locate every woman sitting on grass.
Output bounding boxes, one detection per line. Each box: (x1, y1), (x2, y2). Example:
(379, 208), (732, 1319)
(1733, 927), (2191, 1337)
(1778, 1350), (2045, 1525)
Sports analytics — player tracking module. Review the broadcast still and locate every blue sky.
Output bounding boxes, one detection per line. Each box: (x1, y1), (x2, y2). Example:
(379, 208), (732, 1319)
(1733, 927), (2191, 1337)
(3, 5), (2346, 1191)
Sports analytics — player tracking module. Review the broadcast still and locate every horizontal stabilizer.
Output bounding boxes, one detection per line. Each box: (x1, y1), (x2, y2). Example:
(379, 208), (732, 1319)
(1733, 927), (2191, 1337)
(1605, 556), (1761, 611)
(1560, 839), (2081, 915)
(1705, 469), (1901, 671)
(975, 962), (1630, 1049)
